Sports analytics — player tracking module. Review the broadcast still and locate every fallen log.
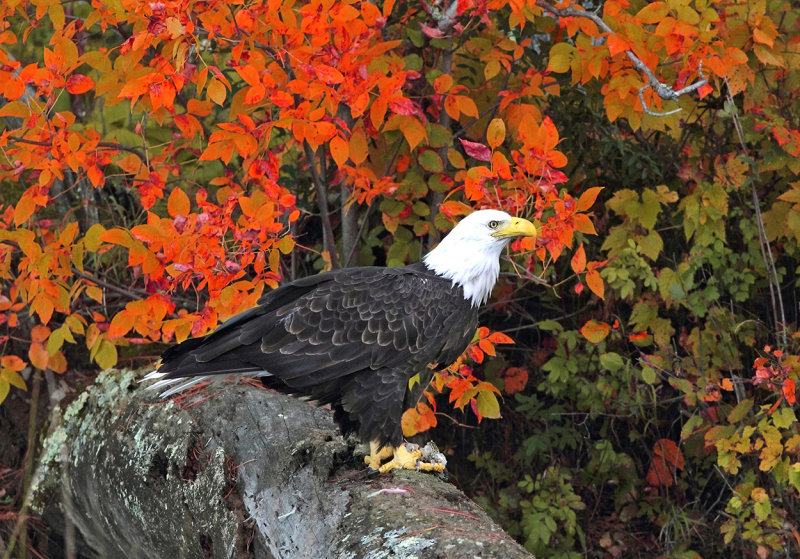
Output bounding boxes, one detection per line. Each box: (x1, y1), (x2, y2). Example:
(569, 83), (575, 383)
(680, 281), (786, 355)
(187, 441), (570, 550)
(31, 368), (532, 558)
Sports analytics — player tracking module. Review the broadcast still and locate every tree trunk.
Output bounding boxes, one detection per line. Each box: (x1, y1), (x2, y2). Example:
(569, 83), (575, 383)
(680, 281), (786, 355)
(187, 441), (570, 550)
(30, 369), (532, 559)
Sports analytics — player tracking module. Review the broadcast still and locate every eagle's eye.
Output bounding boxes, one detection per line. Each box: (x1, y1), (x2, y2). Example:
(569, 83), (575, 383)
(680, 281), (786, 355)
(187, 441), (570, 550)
(488, 220), (500, 229)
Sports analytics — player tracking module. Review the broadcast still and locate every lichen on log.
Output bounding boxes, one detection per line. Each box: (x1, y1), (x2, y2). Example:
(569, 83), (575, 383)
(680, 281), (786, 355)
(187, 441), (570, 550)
(32, 368), (532, 558)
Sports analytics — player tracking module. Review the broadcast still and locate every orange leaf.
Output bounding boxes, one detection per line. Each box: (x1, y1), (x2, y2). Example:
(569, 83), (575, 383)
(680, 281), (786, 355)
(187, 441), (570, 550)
(28, 342), (49, 370)
(99, 228), (133, 248)
(607, 34), (629, 57)
(167, 188), (190, 217)
(457, 96), (479, 118)
(207, 77), (227, 105)
(487, 331), (514, 344)
(571, 244), (586, 274)
(66, 74), (94, 94)
(433, 74), (453, 94)
(572, 213), (597, 235)
(349, 127), (368, 165)
(467, 345), (484, 364)
(580, 319), (610, 343)
(783, 379), (796, 405)
(478, 339), (496, 357)
(329, 135), (349, 167)
(576, 186), (603, 211)
(314, 65), (344, 84)
(585, 269), (605, 299)
(108, 309), (134, 339)
(14, 195), (36, 225)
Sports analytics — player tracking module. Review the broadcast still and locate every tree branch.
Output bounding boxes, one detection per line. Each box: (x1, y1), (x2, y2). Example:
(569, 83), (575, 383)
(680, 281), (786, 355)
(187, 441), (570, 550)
(304, 140), (340, 269)
(536, 0), (708, 116)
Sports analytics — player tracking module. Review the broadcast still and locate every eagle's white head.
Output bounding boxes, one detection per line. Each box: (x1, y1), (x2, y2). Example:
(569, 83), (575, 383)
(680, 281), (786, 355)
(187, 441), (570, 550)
(423, 209), (537, 306)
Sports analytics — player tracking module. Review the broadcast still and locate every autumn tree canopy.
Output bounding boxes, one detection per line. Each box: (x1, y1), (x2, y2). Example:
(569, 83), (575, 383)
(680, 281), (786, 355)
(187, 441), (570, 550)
(2, 0), (800, 556)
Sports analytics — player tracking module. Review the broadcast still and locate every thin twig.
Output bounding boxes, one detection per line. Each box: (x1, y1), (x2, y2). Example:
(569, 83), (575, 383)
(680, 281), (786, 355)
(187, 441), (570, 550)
(723, 77), (787, 346)
(70, 265), (148, 301)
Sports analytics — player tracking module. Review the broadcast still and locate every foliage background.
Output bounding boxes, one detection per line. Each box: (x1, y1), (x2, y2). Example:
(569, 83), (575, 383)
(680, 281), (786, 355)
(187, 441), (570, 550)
(1, 0), (799, 557)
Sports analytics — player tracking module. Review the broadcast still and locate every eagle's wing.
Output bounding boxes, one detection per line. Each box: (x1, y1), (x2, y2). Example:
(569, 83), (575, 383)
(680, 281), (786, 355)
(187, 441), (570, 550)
(155, 264), (476, 393)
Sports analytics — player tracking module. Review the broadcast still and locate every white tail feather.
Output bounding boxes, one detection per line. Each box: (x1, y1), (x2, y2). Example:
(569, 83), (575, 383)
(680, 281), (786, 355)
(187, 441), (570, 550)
(141, 369), (271, 398)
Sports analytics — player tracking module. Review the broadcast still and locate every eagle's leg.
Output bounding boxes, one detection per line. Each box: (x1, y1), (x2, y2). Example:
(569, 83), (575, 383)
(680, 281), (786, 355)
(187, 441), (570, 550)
(377, 443), (446, 474)
(364, 441), (394, 470)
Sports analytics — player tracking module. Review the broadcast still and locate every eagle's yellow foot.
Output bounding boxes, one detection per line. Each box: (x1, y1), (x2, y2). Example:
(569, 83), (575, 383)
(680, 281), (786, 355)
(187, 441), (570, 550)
(364, 441), (394, 470)
(370, 443), (446, 474)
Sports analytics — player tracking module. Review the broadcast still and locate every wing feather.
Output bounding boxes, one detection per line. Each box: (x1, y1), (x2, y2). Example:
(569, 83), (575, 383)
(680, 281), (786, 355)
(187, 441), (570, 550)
(155, 263), (477, 397)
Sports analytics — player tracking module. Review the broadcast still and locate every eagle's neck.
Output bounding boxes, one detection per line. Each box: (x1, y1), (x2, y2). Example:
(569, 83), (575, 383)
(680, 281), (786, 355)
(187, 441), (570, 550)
(422, 236), (505, 307)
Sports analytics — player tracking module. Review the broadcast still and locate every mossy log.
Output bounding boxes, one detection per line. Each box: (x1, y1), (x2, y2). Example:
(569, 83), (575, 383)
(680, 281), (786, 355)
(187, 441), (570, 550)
(31, 369), (532, 558)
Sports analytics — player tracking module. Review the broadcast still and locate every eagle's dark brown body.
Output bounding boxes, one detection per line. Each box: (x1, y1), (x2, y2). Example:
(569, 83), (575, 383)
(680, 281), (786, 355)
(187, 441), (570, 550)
(157, 262), (477, 446)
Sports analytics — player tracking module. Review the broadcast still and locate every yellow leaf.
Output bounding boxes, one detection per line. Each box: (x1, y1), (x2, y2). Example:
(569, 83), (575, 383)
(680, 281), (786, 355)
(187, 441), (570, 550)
(349, 127), (368, 165)
(476, 390), (501, 420)
(94, 339), (118, 369)
(547, 42), (575, 73)
(486, 118), (506, 149)
(0, 101), (31, 118)
(207, 77), (227, 105)
(1, 369), (26, 390)
(447, 148), (466, 169)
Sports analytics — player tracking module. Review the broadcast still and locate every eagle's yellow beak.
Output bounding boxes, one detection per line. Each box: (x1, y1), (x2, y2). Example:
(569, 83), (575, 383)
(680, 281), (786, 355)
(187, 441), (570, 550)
(492, 217), (537, 239)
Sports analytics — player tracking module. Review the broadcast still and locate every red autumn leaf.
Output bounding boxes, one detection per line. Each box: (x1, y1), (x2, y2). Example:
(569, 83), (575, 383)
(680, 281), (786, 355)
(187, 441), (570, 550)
(66, 74), (94, 94)
(503, 367), (528, 394)
(653, 438), (685, 470)
(467, 344), (484, 364)
(460, 138), (491, 162)
(783, 379), (796, 405)
(646, 460), (674, 487)
(628, 330), (649, 342)
(389, 97), (419, 117)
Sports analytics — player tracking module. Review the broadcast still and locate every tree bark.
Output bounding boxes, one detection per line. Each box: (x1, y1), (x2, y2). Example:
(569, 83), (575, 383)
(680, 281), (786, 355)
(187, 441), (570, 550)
(31, 369), (532, 559)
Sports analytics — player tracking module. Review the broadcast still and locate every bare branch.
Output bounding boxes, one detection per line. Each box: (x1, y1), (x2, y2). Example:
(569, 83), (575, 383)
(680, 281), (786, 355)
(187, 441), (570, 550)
(536, 0), (708, 116)
(303, 140), (340, 269)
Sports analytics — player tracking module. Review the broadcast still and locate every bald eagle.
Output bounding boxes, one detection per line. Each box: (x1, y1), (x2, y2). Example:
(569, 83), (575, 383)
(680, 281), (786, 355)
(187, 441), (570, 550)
(144, 210), (536, 473)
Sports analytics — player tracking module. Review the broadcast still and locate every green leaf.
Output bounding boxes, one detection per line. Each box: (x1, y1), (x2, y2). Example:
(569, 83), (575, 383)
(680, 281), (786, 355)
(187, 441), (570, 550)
(681, 414), (704, 440)
(418, 150), (443, 173)
(772, 407), (797, 429)
(599, 352), (624, 372)
(641, 366), (656, 384)
(727, 399), (753, 424)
